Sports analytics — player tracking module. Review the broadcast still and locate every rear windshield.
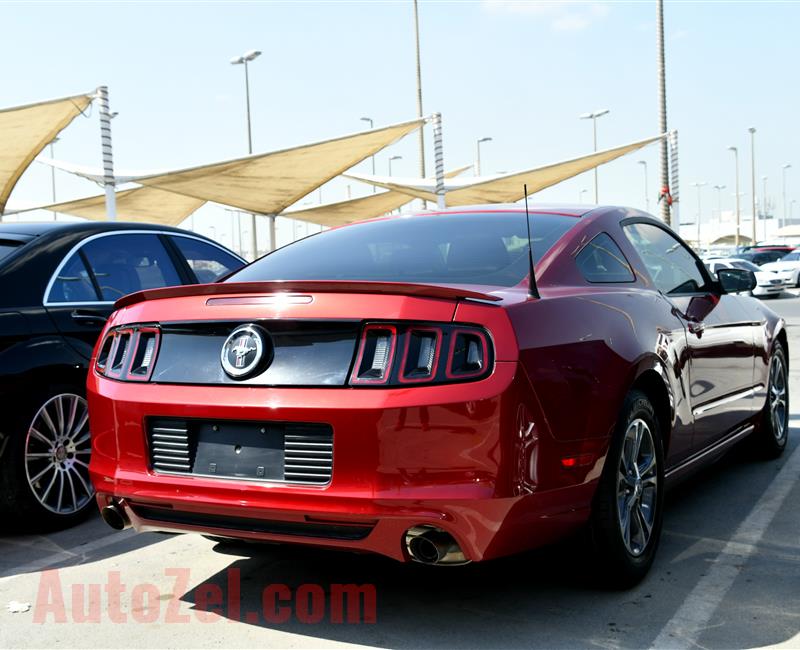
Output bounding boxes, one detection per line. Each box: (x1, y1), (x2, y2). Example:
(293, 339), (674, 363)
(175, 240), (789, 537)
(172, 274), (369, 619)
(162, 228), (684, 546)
(227, 212), (578, 288)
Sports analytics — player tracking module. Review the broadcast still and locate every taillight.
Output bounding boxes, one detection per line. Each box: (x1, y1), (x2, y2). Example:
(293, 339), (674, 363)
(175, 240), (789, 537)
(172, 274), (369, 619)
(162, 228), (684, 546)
(349, 322), (492, 387)
(96, 325), (161, 382)
(351, 324), (397, 385)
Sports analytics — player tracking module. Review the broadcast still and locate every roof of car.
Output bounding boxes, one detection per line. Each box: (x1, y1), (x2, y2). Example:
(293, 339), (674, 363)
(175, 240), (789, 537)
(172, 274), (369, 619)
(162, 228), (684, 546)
(0, 221), (189, 238)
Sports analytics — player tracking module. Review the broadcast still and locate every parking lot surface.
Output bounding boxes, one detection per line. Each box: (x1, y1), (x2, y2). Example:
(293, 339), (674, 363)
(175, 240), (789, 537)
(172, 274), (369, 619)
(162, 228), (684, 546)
(1, 294), (799, 649)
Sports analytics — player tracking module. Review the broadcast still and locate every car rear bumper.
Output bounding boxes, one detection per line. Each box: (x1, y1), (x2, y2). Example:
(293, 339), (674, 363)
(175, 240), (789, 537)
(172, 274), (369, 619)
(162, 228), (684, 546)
(88, 363), (598, 562)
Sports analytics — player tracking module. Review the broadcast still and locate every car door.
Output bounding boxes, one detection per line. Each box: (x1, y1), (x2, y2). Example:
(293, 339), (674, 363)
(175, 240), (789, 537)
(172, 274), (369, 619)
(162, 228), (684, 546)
(623, 222), (758, 450)
(45, 232), (182, 359)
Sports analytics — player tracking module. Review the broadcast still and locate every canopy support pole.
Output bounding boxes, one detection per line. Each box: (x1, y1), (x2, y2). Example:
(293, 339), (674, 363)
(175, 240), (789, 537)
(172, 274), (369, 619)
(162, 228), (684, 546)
(269, 215), (277, 253)
(432, 112), (445, 209)
(96, 86), (117, 221)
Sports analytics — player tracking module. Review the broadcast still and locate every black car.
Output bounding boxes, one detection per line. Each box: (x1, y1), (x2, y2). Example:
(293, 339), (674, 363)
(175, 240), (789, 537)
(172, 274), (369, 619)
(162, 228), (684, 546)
(0, 221), (245, 530)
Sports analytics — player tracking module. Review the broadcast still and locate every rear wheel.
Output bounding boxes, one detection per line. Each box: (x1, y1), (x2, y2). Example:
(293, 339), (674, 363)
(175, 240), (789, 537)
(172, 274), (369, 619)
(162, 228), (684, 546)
(0, 387), (95, 532)
(589, 390), (664, 589)
(752, 344), (789, 458)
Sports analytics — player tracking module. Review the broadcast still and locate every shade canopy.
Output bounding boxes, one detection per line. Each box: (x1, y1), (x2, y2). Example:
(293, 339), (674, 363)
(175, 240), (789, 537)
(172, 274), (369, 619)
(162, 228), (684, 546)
(283, 165), (473, 227)
(40, 186), (205, 225)
(776, 224), (800, 238)
(135, 118), (425, 215)
(344, 134), (665, 205)
(0, 93), (93, 213)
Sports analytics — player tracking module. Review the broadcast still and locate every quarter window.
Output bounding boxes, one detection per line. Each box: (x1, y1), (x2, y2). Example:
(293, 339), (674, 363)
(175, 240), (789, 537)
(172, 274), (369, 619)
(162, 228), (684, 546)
(48, 254), (99, 303)
(623, 223), (708, 295)
(170, 236), (243, 283)
(576, 233), (634, 283)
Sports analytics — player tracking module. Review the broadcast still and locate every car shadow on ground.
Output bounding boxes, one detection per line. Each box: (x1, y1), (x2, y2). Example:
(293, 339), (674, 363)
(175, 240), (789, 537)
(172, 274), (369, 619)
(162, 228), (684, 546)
(179, 433), (800, 649)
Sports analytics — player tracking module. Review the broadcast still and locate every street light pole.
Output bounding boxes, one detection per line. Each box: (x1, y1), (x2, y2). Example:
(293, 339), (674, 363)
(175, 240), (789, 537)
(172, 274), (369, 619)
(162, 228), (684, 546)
(712, 184), (726, 220)
(388, 155), (402, 177)
(360, 117), (377, 193)
(412, 0), (425, 179)
(637, 160), (649, 212)
(762, 175), (769, 240)
(728, 146), (741, 248)
(231, 49), (262, 259)
(749, 127), (757, 244)
(782, 163), (792, 227)
(656, 0), (670, 225)
(476, 137), (492, 176)
(692, 181), (707, 248)
(579, 108), (609, 203)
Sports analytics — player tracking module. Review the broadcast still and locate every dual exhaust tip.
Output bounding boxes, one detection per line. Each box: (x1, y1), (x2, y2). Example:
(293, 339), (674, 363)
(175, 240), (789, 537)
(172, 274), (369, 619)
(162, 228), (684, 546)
(404, 526), (469, 565)
(101, 501), (131, 531)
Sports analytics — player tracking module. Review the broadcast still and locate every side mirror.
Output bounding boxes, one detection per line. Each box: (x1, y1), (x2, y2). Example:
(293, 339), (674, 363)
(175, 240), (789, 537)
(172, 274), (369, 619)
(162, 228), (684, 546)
(717, 268), (757, 294)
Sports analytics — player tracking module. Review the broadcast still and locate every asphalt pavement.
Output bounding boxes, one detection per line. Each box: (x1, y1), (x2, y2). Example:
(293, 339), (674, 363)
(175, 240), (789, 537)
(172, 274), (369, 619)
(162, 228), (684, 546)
(1, 293), (799, 649)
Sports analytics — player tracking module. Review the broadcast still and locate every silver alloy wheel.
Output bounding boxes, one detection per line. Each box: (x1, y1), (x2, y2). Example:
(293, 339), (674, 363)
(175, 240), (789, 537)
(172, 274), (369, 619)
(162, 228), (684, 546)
(769, 354), (788, 443)
(616, 418), (658, 557)
(24, 394), (94, 515)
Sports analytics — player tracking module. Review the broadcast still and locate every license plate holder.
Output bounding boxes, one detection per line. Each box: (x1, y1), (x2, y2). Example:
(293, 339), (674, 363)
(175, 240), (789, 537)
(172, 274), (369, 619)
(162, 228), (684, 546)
(194, 421), (283, 480)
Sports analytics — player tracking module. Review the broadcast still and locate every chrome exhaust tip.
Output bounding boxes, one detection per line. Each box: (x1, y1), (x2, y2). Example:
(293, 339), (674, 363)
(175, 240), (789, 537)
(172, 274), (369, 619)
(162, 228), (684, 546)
(405, 526), (469, 565)
(101, 502), (130, 531)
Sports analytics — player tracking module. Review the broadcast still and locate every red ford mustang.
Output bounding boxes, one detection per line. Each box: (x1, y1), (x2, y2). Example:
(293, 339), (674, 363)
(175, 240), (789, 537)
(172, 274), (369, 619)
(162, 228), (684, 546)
(87, 205), (789, 587)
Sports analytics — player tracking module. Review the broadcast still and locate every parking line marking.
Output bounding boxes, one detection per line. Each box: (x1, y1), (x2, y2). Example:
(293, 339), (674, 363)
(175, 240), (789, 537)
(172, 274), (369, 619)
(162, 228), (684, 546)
(651, 442), (800, 649)
(0, 529), (136, 583)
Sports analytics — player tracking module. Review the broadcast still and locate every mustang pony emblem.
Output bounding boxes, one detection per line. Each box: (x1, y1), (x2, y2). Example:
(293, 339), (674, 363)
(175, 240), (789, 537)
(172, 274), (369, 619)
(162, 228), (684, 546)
(220, 325), (269, 378)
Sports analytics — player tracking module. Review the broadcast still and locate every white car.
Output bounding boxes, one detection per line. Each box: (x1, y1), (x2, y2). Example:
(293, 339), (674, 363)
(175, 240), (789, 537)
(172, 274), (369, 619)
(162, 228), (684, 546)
(705, 258), (791, 298)
(760, 250), (800, 287)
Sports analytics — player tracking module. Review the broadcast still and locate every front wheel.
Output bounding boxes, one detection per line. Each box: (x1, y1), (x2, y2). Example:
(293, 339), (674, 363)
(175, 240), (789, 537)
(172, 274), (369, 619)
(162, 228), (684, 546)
(589, 390), (665, 589)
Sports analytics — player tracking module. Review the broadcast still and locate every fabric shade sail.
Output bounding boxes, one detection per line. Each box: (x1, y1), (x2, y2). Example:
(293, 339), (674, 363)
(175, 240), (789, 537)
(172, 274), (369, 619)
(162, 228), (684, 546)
(135, 118), (425, 215)
(344, 134), (665, 206)
(283, 165), (473, 227)
(40, 186), (205, 225)
(0, 93), (94, 213)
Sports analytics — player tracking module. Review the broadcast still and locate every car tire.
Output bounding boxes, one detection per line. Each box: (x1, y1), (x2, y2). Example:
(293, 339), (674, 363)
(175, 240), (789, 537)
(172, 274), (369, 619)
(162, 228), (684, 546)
(589, 390), (665, 589)
(752, 344), (789, 459)
(0, 385), (95, 532)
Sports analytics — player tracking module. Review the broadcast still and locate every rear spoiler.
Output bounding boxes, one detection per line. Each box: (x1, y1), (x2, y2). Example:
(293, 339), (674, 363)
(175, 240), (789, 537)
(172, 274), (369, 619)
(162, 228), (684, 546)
(113, 280), (503, 310)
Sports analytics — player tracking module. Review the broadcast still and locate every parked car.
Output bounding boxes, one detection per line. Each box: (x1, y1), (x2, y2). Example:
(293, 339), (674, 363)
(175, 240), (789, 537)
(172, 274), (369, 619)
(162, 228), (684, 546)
(760, 250), (800, 287)
(737, 246), (796, 266)
(0, 221), (245, 530)
(705, 258), (791, 297)
(87, 206), (788, 588)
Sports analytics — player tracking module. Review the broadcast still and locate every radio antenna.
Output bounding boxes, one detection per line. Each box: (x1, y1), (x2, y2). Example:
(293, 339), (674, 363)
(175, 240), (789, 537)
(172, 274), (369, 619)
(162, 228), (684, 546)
(523, 184), (540, 299)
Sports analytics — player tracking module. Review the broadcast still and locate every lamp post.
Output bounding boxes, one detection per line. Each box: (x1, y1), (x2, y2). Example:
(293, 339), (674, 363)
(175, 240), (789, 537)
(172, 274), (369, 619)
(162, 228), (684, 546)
(656, 0), (670, 224)
(360, 117), (377, 193)
(412, 0), (425, 179)
(579, 189), (589, 203)
(728, 146), (741, 248)
(579, 108), (609, 203)
(475, 137), (492, 176)
(782, 163), (792, 227)
(712, 184), (726, 220)
(762, 175), (769, 240)
(637, 160), (649, 212)
(49, 137), (59, 220)
(691, 181), (707, 249)
(388, 155), (402, 177)
(748, 127), (757, 244)
(230, 49), (262, 259)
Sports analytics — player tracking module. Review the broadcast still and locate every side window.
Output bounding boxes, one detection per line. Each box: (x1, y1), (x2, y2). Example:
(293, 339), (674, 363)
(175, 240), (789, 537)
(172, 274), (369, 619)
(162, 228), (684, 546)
(48, 253), (99, 303)
(81, 234), (182, 301)
(170, 236), (244, 283)
(623, 222), (708, 295)
(576, 233), (635, 283)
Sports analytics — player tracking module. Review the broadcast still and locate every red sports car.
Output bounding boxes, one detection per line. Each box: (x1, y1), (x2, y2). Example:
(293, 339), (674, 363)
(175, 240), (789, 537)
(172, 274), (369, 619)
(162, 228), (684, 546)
(87, 205), (789, 587)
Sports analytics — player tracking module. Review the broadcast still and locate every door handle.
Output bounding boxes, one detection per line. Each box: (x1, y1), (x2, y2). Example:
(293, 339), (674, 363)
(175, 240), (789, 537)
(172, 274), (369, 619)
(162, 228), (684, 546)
(70, 310), (108, 326)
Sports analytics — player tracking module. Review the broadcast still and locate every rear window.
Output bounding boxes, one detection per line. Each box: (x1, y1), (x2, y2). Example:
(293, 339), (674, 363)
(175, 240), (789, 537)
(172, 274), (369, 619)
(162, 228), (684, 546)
(226, 212), (578, 288)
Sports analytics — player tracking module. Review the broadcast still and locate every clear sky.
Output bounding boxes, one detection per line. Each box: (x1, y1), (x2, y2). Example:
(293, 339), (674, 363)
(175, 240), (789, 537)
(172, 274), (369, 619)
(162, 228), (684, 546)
(2, 0), (798, 252)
